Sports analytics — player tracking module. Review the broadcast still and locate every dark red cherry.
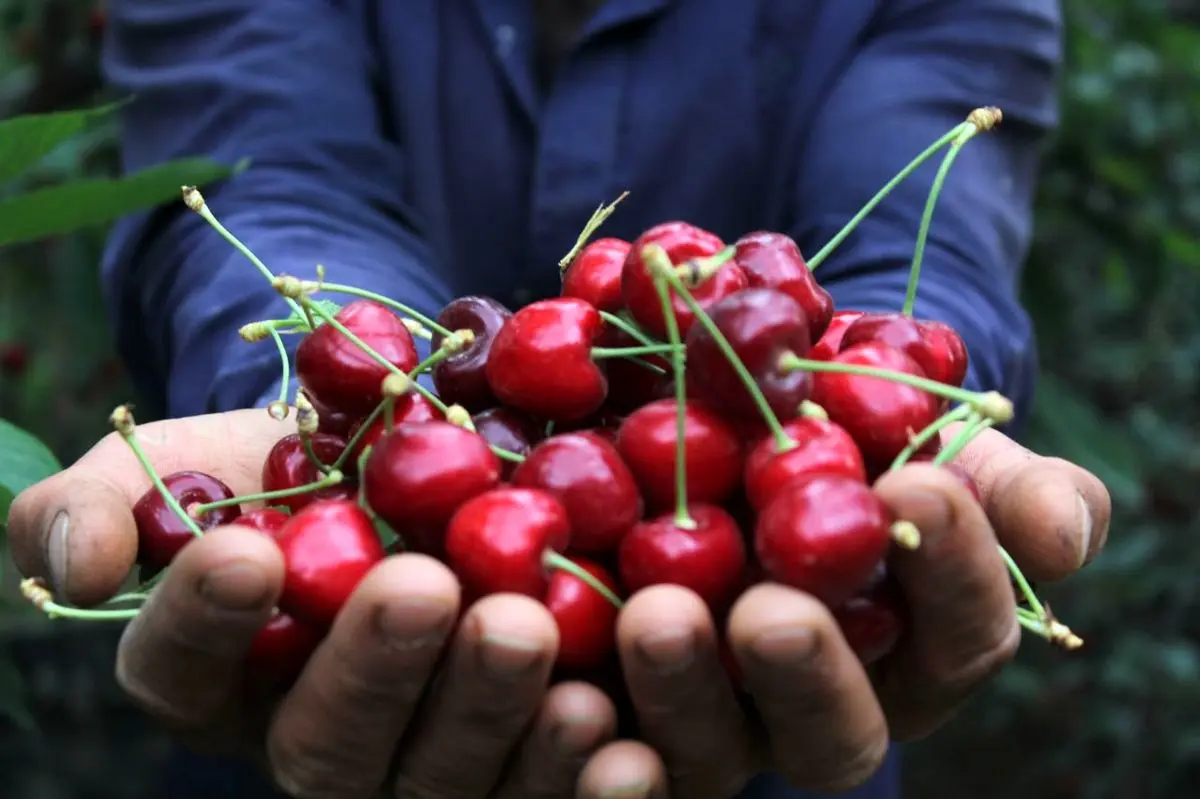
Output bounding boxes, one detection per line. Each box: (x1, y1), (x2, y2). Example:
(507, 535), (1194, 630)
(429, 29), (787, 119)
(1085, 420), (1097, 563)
(261, 433), (357, 514)
(833, 563), (906, 665)
(431, 295), (513, 412)
(246, 611), (325, 685)
(810, 310), (864, 361)
(562, 237), (631, 314)
(308, 393), (361, 438)
(918, 320), (970, 387)
(347, 392), (445, 464)
(734, 231), (834, 341)
(545, 557), (622, 672)
(597, 327), (670, 415)
(472, 407), (545, 478)
(232, 507), (291, 536)
(839, 312), (943, 383)
(132, 471), (242, 570)
(743, 417), (867, 511)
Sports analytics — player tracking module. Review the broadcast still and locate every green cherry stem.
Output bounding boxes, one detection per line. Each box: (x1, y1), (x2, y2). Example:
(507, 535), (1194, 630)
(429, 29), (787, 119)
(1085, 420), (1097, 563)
(192, 470), (345, 515)
(590, 344), (680, 359)
(332, 399), (388, 472)
(559, 191), (630, 272)
(1016, 607), (1083, 650)
(889, 403), (974, 471)
(264, 326), (291, 410)
(933, 415), (996, 465)
(597, 311), (664, 348)
(1001, 546), (1047, 619)
(21, 578), (142, 621)
(651, 266), (695, 531)
(110, 405), (203, 538)
(543, 552), (625, 609)
(315, 282), (451, 337)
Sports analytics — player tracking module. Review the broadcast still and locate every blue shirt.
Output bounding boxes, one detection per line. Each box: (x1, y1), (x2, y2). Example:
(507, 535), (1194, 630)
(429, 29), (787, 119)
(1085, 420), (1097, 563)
(100, 0), (1061, 797)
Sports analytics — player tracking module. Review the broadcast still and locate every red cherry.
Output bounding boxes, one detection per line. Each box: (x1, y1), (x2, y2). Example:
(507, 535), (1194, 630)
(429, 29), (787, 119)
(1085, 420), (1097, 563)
(246, 611), (325, 684)
(296, 300), (418, 416)
(512, 432), (643, 554)
(362, 421), (501, 553)
(734, 231), (834, 342)
(838, 312), (944, 382)
(308, 393), (361, 438)
(755, 474), (893, 607)
(485, 297), (608, 422)
(275, 499), (386, 628)
(597, 327), (670, 415)
(684, 287), (813, 422)
(918, 320), (970, 387)
(615, 399), (742, 510)
(347, 392), (445, 464)
(544, 557), (622, 671)
(471, 406), (545, 478)
(562, 237), (632, 314)
(132, 471), (242, 570)
(261, 433), (357, 514)
(431, 296), (513, 412)
(811, 343), (941, 470)
(231, 507), (291, 536)
(618, 504), (746, 613)
(743, 417), (867, 511)
(444, 487), (572, 598)
(810, 310), (864, 361)
(620, 222), (748, 339)
(833, 564), (905, 665)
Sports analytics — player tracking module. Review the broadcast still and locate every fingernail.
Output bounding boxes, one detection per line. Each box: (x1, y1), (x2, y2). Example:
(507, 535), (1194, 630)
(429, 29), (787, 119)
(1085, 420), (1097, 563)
(751, 625), (818, 666)
(45, 511), (70, 597)
(637, 627), (695, 675)
(199, 561), (272, 611)
(1076, 492), (1093, 567)
(479, 632), (544, 678)
(375, 597), (454, 651)
(601, 781), (650, 799)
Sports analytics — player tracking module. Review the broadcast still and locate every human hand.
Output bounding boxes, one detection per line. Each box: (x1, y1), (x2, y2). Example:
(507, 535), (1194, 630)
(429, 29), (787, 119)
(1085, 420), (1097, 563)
(5, 410), (663, 799)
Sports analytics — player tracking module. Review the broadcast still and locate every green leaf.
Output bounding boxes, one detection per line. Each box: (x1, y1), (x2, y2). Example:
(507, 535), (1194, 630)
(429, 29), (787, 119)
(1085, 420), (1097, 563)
(0, 156), (249, 247)
(0, 100), (128, 185)
(0, 418), (61, 500)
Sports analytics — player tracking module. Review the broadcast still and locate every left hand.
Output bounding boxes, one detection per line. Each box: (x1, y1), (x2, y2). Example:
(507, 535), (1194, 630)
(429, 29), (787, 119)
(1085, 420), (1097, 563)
(608, 425), (1111, 798)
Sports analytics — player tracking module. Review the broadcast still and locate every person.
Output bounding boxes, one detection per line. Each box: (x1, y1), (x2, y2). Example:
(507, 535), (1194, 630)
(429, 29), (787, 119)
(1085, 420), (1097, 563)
(6, 0), (1110, 797)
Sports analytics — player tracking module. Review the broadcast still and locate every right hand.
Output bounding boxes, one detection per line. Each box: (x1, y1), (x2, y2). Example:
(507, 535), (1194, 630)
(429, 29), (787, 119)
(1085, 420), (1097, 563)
(7, 409), (667, 799)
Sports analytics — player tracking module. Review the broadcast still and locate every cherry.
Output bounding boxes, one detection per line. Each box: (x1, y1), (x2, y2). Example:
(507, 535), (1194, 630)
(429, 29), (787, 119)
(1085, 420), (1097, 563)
(562, 237), (631, 314)
(597, 327), (670, 415)
(485, 297), (608, 422)
(261, 433), (357, 513)
(347, 392), (445, 463)
(618, 504), (747, 613)
(838, 312), (945, 384)
(743, 417), (867, 511)
(810, 343), (941, 471)
(132, 471), (242, 570)
(246, 611), (325, 684)
(684, 287), (813, 423)
(734, 231), (834, 342)
(544, 556), (622, 671)
(275, 499), (386, 628)
(308, 393), (360, 438)
(621, 222), (748, 339)
(755, 474), (894, 607)
(295, 300), (419, 416)
(918, 319), (970, 387)
(231, 507), (291, 536)
(472, 406), (545, 478)
(444, 487), (571, 598)
(833, 564), (905, 665)
(431, 295), (513, 412)
(363, 421), (501, 553)
(616, 399), (742, 510)
(512, 431), (643, 554)
(809, 310), (864, 361)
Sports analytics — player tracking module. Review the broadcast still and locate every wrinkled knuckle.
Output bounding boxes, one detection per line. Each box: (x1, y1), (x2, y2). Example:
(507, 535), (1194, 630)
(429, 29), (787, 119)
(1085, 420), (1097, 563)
(787, 734), (889, 794)
(937, 615), (1020, 695)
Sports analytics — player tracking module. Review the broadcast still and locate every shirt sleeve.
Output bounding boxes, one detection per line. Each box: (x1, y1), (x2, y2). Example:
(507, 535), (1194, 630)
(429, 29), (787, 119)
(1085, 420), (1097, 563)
(100, 0), (452, 418)
(790, 0), (1062, 434)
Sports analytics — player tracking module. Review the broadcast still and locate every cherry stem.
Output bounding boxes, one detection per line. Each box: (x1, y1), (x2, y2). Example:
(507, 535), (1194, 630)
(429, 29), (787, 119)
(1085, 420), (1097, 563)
(193, 469), (345, 514)
(646, 247), (795, 453)
(597, 311), (664, 349)
(332, 399), (388, 471)
(542, 552), (625, 610)
(1016, 607), (1083, 650)
(889, 403), (973, 471)
(677, 245), (737, 286)
(559, 191), (630, 272)
(316, 282), (451, 337)
(303, 435), (333, 474)
(1000, 545), (1047, 619)
(590, 344), (680, 360)
(21, 578), (142, 621)
(777, 353), (1014, 423)
(383, 396), (396, 431)
(409, 345), (456, 376)
(266, 326), (291, 407)
(933, 415), (995, 465)
(650, 265), (696, 530)
(109, 406), (204, 538)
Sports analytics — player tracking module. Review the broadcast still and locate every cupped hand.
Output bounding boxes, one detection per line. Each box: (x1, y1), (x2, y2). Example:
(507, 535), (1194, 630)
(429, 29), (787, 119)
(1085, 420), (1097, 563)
(5, 410), (661, 799)
(609, 424), (1111, 798)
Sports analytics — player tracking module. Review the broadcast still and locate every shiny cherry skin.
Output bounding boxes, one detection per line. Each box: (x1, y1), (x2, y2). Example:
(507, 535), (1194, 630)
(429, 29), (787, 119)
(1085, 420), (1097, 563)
(132, 471), (242, 570)
(833, 563), (906, 665)
(544, 556), (622, 672)
(231, 507), (291, 536)
(620, 222), (748, 339)
(838, 312), (944, 383)
(275, 499), (387, 628)
(309, 393), (361, 438)
(347, 392), (445, 464)
(810, 310), (865, 361)
(562, 237), (632, 314)
(363, 421), (502, 551)
(444, 487), (572, 598)
(512, 431), (643, 554)
(261, 433), (357, 514)
(684, 287), (813, 423)
(596, 327), (670, 415)
(755, 474), (893, 607)
(743, 417), (868, 511)
(246, 611), (325, 684)
(615, 398), (742, 511)
(918, 319), (970, 387)
(472, 406), (545, 478)
(431, 295), (513, 412)
(295, 300), (418, 416)
(619, 503), (747, 613)
(734, 231), (834, 342)
(485, 297), (609, 422)
(811, 343), (941, 471)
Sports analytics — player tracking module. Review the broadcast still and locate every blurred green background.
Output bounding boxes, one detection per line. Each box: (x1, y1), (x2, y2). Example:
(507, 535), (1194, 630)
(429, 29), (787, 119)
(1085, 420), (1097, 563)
(1, 0), (1199, 797)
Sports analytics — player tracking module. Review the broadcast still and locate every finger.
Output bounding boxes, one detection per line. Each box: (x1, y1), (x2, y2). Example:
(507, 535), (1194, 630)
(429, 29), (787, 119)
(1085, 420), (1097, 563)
(266, 554), (460, 799)
(577, 740), (669, 799)
(872, 463), (1020, 740)
(7, 409), (292, 605)
(115, 526), (283, 732)
(491, 681), (617, 799)
(726, 583), (889, 793)
(617, 585), (755, 799)
(944, 425), (1112, 580)
(392, 593), (559, 798)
